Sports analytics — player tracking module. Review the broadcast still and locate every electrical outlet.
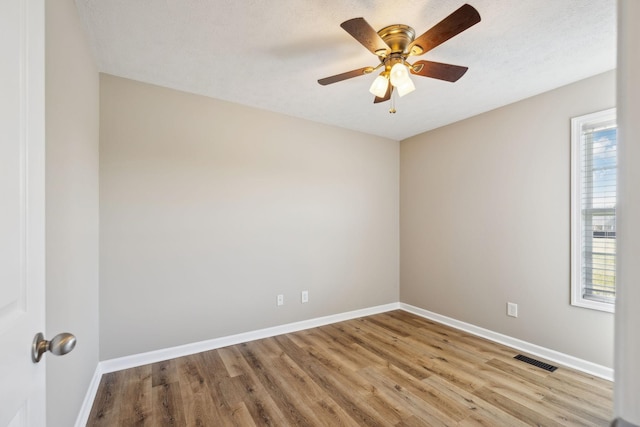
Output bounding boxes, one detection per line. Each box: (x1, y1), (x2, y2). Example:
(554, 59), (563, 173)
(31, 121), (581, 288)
(507, 302), (518, 318)
(277, 294), (284, 306)
(301, 290), (309, 303)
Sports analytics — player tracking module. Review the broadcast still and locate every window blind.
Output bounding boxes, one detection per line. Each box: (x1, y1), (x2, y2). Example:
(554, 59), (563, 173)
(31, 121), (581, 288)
(580, 123), (617, 302)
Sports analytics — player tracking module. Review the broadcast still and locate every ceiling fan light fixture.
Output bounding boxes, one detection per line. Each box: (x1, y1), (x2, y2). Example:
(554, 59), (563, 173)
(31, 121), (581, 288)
(369, 75), (389, 98)
(396, 77), (415, 97)
(389, 62), (410, 87)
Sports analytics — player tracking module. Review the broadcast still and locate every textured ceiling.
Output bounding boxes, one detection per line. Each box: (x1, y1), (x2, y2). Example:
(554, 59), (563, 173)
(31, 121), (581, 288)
(75, 0), (616, 141)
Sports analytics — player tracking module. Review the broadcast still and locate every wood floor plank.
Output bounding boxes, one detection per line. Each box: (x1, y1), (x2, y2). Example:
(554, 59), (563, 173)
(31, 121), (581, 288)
(387, 311), (518, 361)
(548, 368), (614, 401)
(474, 361), (549, 401)
(217, 346), (246, 378)
(312, 325), (389, 369)
(152, 382), (186, 426)
(175, 353), (232, 426)
(87, 370), (125, 426)
(473, 385), (566, 427)
(266, 350), (363, 426)
(486, 357), (612, 416)
(237, 340), (320, 425)
(312, 398), (363, 427)
(198, 349), (256, 426)
(230, 373), (290, 426)
(226, 401), (257, 427)
(395, 414), (436, 427)
(424, 374), (531, 427)
(219, 343), (294, 425)
(300, 327), (375, 373)
(540, 393), (611, 426)
(180, 391), (223, 427)
(118, 365), (153, 426)
(273, 334), (390, 426)
(357, 366), (460, 426)
(151, 359), (178, 387)
(87, 310), (613, 426)
(328, 321), (432, 381)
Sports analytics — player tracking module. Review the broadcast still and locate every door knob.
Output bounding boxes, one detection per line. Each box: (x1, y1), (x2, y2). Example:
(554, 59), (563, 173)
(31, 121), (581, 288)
(31, 332), (76, 363)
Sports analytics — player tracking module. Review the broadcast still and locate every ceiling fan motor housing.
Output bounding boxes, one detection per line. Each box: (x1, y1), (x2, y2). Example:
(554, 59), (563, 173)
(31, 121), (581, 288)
(376, 24), (416, 56)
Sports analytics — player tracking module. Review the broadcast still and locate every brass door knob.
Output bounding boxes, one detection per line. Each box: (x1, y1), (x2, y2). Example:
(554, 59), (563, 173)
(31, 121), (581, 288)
(31, 332), (76, 363)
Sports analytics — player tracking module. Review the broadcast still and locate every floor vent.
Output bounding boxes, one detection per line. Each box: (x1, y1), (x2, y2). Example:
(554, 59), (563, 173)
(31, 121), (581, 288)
(514, 354), (558, 372)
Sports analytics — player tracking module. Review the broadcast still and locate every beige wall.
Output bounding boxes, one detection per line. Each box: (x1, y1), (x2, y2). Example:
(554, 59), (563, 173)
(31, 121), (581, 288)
(400, 70), (616, 367)
(615, 0), (640, 422)
(45, 1), (100, 426)
(99, 75), (400, 359)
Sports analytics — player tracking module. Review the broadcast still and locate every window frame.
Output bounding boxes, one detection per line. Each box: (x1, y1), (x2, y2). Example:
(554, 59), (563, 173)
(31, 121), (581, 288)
(570, 107), (617, 313)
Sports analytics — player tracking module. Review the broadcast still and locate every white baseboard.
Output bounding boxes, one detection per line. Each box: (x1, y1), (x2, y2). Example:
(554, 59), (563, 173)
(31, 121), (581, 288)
(400, 303), (614, 381)
(74, 363), (104, 427)
(76, 300), (613, 424)
(99, 302), (400, 374)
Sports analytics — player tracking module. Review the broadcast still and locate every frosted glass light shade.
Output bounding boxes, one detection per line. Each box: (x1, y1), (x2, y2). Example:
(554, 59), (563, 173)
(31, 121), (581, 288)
(396, 78), (415, 97)
(390, 62), (410, 87)
(369, 75), (388, 98)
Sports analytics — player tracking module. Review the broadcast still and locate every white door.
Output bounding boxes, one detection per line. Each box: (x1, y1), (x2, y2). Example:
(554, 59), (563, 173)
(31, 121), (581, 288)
(0, 0), (46, 425)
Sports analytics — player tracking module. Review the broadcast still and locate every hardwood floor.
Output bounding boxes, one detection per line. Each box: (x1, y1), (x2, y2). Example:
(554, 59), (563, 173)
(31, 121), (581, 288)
(87, 310), (613, 426)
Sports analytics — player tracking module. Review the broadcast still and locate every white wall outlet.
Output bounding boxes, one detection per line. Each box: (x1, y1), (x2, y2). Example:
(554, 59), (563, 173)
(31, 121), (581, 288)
(301, 290), (309, 303)
(507, 302), (518, 317)
(277, 294), (284, 306)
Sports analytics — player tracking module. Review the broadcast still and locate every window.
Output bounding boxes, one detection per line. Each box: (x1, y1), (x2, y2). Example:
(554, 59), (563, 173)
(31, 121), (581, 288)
(571, 108), (617, 312)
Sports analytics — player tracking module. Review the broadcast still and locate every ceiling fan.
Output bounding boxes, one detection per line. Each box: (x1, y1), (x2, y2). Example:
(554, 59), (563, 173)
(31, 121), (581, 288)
(318, 4), (481, 111)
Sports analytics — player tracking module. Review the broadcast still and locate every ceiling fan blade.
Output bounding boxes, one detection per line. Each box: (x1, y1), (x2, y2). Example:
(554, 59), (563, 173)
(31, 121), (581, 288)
(341, 18), (391, 57)
(410, 60), (468, 82)
(318, 67), (373, 85)
(373, 82), (392, 103)
(408, 4), (481, 56)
